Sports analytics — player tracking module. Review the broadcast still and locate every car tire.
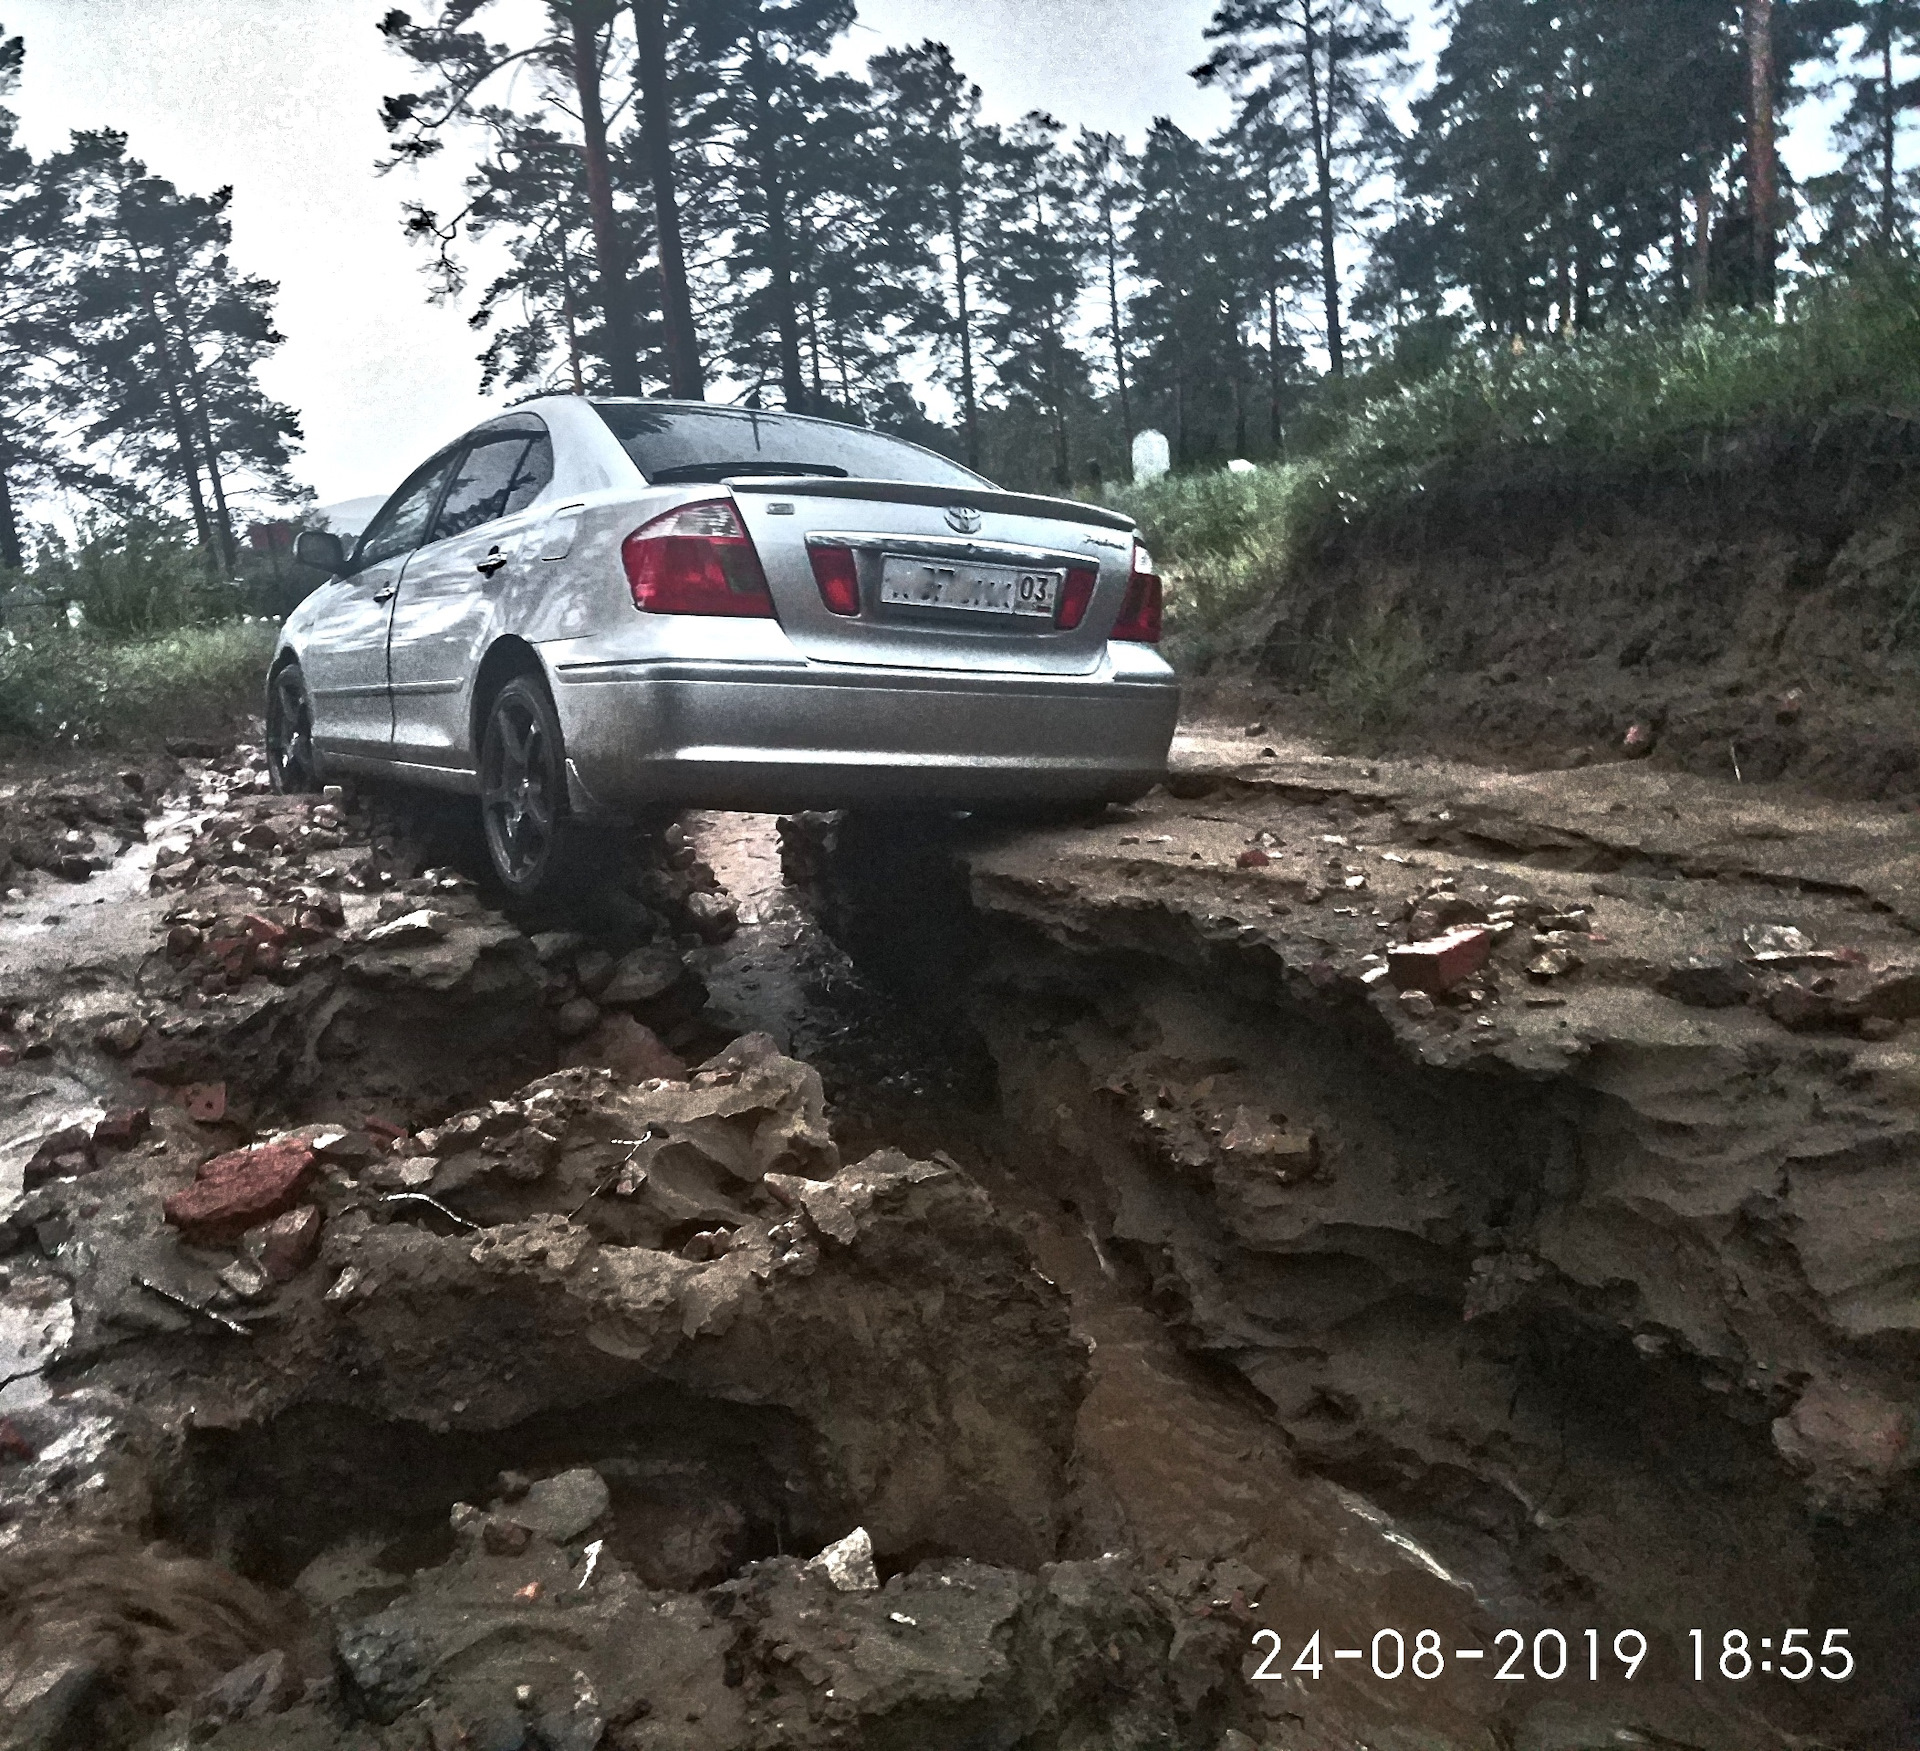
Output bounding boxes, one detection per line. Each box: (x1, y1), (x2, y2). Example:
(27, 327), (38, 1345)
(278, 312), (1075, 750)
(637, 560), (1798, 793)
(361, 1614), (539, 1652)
(265, 661), (323, 794)
(478, 672), (603, 902)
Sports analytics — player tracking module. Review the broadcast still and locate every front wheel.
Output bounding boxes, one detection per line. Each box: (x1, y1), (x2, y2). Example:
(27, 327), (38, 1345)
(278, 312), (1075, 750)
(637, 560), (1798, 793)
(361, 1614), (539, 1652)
(478, 673), (600, 901)
(265, 662), (322, 793)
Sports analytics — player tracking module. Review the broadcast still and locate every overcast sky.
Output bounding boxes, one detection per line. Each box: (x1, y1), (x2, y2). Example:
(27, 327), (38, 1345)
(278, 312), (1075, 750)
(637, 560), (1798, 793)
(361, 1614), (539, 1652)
(2, 1), (1828, 517)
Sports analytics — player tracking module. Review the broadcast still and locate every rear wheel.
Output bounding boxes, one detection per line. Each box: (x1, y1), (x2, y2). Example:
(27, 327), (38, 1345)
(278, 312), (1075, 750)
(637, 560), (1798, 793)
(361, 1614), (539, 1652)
(265, 662), (321, 793)
(479, 673), (600, 901)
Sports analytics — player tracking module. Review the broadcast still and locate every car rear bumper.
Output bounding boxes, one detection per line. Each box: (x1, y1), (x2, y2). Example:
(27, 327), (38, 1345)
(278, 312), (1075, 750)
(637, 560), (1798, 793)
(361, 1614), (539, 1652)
(547, 654), (1180, 813)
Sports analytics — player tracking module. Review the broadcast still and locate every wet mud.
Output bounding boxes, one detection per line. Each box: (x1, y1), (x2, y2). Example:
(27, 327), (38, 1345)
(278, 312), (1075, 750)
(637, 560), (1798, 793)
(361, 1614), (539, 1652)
(1, 731), (1915, 1749)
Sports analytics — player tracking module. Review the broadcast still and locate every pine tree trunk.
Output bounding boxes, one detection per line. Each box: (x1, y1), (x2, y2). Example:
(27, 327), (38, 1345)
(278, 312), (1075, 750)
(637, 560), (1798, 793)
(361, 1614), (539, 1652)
(1692, 163), (1714, 311)
(1883, 19), (1898, 245)
(1744, 0), (1778, 303)
(745, 26), (807, 413)
(1103, 201), (1133, 468)
(1302, 0), (1344, 377)
(633, 0), (704, 397)
(951, 194), (980, 470)
(570, 7), (642, 394)
(0, 460), (21, 573)
(1268, 285), (1283, 449)
(126, 238), (214, 551)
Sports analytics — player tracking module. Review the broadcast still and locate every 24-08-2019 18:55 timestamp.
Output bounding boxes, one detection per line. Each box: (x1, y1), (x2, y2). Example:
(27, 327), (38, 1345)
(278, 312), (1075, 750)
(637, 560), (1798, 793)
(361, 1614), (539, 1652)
(1248, 1627), (1856, 1685)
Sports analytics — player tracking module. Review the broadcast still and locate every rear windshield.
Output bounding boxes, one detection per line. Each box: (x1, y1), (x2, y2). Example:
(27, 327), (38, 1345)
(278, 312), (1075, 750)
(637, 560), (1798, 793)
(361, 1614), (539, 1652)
(592, 402), (986, 490)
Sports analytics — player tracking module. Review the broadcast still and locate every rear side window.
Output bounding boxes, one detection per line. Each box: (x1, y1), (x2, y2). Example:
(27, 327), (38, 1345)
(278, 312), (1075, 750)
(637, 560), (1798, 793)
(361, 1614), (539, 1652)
(356, 451), (458, 570)
(592, 402), (985, 489)
(433, 433), (553, 541)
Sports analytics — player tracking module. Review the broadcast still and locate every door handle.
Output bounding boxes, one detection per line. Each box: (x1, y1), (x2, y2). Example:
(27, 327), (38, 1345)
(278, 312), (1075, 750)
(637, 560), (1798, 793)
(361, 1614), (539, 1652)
(476, 547), (508, 578)
(372, 584), (396, 603)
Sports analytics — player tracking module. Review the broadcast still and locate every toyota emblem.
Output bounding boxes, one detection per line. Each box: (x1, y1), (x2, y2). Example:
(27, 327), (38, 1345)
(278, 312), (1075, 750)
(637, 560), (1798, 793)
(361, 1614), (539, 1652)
(944, 504), (983, 535)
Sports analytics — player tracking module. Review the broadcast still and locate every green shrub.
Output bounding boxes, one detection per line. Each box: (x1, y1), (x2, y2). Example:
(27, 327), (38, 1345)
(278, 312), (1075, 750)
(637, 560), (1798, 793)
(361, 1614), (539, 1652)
(0, 619), (275, 745)
(31, 518), (236, 634)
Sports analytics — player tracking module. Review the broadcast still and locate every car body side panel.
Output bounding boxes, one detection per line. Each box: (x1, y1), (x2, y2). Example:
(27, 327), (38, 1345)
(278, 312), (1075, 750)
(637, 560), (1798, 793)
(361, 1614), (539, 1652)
(387, 511), (541, 766)
(296, 551), (407, 754)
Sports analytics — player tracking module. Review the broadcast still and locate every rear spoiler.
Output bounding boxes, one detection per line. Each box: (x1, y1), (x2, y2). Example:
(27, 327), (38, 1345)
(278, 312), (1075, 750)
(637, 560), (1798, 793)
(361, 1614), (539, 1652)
(726, 475), (1137, 533)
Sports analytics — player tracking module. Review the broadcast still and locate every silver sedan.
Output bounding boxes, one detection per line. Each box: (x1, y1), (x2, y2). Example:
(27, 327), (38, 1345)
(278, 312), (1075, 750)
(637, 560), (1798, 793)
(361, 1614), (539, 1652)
(273, 397), (1178, 896)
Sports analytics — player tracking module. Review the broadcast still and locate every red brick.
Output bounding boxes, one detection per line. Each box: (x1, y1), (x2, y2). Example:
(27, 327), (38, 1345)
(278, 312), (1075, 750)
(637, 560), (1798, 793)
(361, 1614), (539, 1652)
(1388, 926), (1493, 995)
(164, 1137), (315, 1244)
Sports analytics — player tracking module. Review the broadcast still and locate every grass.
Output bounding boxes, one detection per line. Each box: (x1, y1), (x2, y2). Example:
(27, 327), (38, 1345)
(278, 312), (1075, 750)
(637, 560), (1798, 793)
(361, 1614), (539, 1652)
(1108, 261), (1920, 663)
(0, 619), (275, 746)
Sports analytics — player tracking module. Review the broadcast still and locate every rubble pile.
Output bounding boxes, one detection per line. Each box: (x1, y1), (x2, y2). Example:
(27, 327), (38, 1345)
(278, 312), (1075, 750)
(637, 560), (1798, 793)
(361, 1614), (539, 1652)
(9, 748), (739, 1130)
(0, 1033), (1270, 1751)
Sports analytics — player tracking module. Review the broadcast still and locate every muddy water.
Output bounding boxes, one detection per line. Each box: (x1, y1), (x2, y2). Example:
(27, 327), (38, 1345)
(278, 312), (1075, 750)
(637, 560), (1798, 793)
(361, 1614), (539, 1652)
(682, 814), (1567, 1746)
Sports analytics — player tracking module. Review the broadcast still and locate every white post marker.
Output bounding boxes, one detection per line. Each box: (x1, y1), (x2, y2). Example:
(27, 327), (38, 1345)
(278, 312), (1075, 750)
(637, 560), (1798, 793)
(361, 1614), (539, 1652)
(1131, 429), (1170, 482)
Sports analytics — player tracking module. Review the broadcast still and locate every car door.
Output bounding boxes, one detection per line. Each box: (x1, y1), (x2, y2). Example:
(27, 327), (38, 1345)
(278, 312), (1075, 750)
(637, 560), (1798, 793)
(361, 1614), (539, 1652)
(387, 422), (553, 768)
(301, 449), (458, 757)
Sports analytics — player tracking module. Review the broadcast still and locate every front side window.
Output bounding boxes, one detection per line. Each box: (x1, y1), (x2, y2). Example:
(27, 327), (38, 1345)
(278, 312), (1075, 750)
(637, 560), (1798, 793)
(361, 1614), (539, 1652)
(434, 435), (538, 541)
(356, 451), (458, 570)
(592, 402), (987, 490)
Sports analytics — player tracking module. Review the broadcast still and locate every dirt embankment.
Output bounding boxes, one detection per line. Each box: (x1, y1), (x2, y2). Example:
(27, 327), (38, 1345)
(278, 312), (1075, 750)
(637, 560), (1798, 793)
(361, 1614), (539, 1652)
(1244, 421), (1920, 800)
(789, 738), (1920, 1750)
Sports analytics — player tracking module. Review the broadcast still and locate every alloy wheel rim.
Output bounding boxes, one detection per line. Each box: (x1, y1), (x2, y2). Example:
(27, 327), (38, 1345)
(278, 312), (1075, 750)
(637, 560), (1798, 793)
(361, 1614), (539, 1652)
(482, 697), (553, 882)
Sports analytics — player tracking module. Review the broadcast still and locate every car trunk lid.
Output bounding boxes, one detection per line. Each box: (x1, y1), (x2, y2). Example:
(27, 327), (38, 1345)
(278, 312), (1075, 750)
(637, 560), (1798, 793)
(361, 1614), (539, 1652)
(728, 477), (1137, 675)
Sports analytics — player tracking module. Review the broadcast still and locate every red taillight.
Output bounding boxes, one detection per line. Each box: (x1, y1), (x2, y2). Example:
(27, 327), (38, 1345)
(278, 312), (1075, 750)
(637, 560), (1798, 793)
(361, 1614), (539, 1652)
(1055, 565), (1097, 631)
(622, 499), (775, 617)
(809, 543), (860, 615)
(1113, 546), (1163, 643)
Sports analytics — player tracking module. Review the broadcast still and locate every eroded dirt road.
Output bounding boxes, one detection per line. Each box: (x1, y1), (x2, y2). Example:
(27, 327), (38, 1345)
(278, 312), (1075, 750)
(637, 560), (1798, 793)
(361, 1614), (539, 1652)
(0, 726), (1914, 1750)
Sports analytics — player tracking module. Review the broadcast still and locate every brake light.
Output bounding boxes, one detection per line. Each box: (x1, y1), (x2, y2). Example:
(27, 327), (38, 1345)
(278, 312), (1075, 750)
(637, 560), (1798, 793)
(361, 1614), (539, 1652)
(622, 500), (774, 616)
(1113, 545), (1162, 643)
(1055, 565), (1097, 631)
(809, 543), (860, 615)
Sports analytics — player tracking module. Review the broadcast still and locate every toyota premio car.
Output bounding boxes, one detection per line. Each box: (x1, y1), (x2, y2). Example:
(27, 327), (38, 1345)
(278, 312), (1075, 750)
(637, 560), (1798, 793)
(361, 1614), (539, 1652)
(274, 397), (1178, 897)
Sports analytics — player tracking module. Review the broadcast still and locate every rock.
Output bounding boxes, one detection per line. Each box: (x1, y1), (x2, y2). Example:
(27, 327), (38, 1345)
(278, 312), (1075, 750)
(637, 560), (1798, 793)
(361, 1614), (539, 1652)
(1742, 921), (1814, 959)
(1859, 1015), (1903, 1041)
(530, 929), (587, 966)
(248, 1205), (324, 1282)
(218, 1255), (274, 1304)
(92, 1014), (145, 1056)
(553, 996), (600, 1039)
(1397, 988), (1436, 1020)
(1773, 1381), (1914, 1515)
(21, 1126), (97, 1190)
(91, 1105), (151, 1150)
(685, 890), (739, 942)
(1622, 720), (1655, 757)
(1408, 892), (1487, 939)
(1765, 979), (1833, 1031)
(194, 1647), (299, 1725)
(1526, 946), (1581, 980)
(1858, 961), (1920, 1020)
(505, 1468), (610, 1543)
(163, 1136), (316, 1244)
(573, 947), (615, 996)
(1657, 955), (1756, 1009)
(363, 909), (452, 948)
(1776, 687), (1804, 724)
(566, 1013), (688, 1083)
(807, 1525), (879, 1591)
(1234, 847), (1270, 869)
(1388, 926), (1492, 995)
(600, 944), (686, 1006)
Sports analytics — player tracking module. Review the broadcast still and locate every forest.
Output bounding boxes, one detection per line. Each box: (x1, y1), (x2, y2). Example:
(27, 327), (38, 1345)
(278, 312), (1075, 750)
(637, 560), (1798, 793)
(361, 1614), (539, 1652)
(3, 0), (1920, 738)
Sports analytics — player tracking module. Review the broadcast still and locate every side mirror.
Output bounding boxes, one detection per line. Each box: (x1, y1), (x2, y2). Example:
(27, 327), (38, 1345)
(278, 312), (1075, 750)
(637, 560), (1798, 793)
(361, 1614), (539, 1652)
(295, 529), (348, 573)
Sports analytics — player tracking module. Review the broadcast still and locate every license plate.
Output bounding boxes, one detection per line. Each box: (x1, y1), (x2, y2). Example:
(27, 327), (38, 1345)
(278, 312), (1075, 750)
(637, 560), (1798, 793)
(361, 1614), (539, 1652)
(880, 556), (1060, 617)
